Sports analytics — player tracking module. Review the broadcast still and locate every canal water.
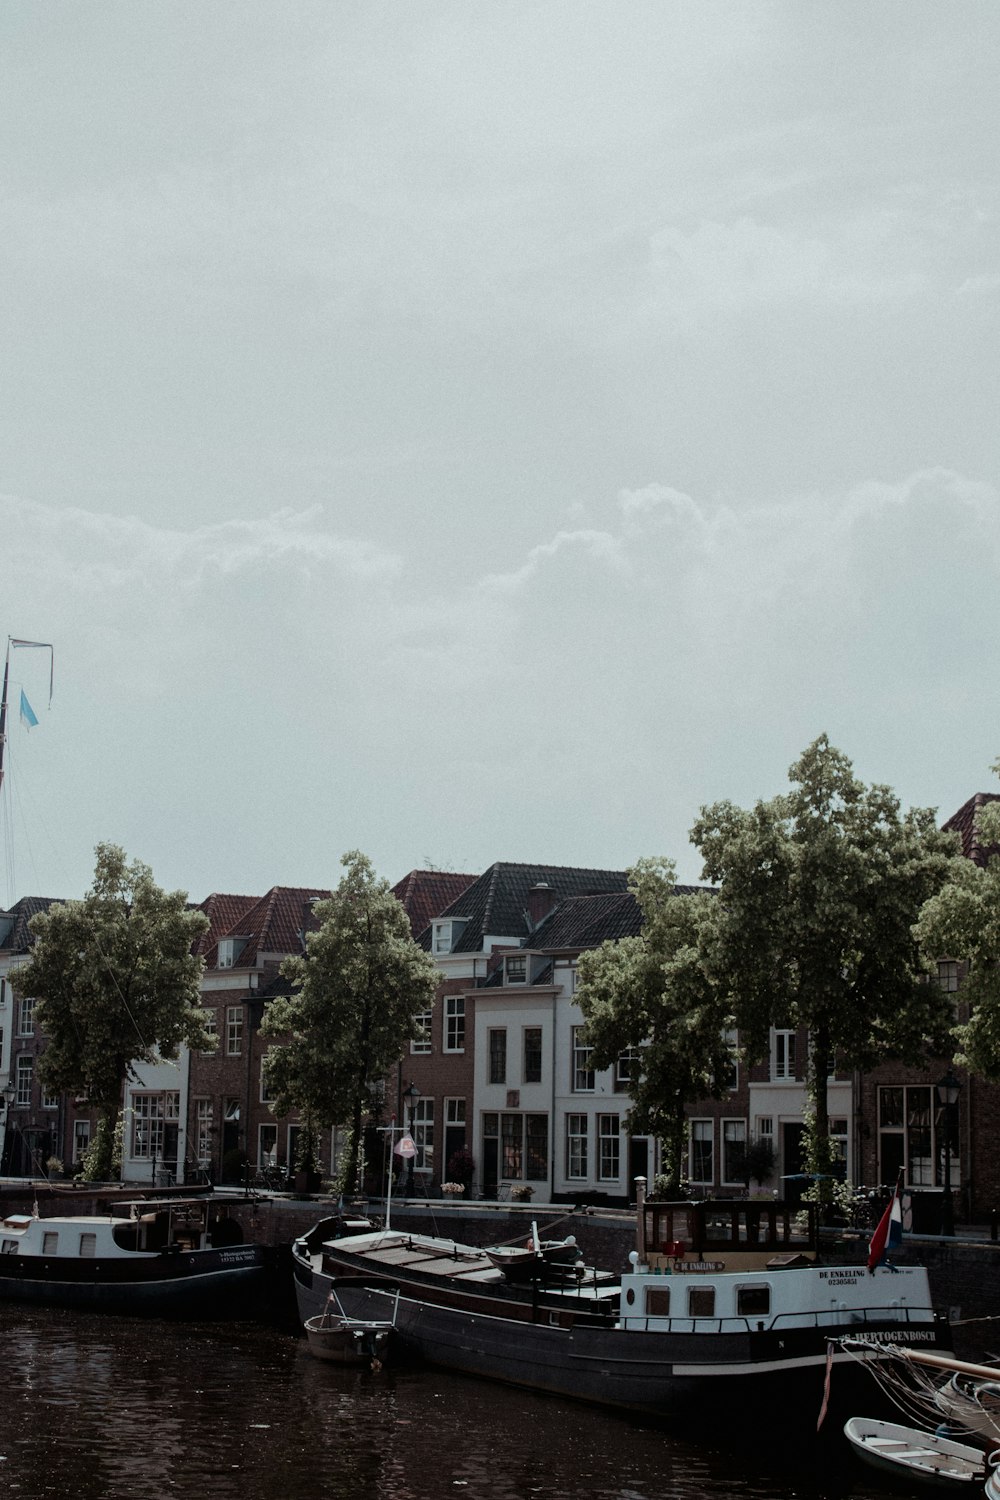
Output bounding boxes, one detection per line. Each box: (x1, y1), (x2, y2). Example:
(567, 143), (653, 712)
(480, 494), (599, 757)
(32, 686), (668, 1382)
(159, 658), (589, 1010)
(0, 1306), (896, 1499)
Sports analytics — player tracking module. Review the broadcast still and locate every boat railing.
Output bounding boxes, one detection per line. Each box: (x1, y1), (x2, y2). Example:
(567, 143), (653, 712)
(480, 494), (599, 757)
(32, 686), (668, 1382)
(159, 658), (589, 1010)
(626, 1303), (936, 1336)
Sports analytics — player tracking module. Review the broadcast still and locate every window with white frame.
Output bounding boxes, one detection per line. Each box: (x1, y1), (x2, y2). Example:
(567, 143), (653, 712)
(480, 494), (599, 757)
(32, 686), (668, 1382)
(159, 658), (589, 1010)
(571, 1026), (594, 1092)
(722, 1118), (747, 1184)
(217, 938), (245, 969)
(444, 996), (465, 1053)
(132, 1094), (165, 1159)
(15, 1055), (32, 1106)
(0, 976), (6, 1008)
(73, 1120), (91, 1165)
(410, 1008), (432, 1054)
(412, 1097), (434, 1171)
(226, 1005), (243, 1057)
(597, 1114), (620, 1181)
(433, 922), (452, 955)
(42, 1087), (59, 1110)
(772, 1030), (796, 1081)
(566, 1113), (588, 1179)
(505, 955), (527, 985)
(689, 1119), (714, 1185)
(488, 1028), (507, 1085)
(615, 1048), (640, 1091)
(17, 995), (34, 1037)
(523, 1026), (542, 1084)
(195, 1100), (213, 1163)
(258, 1123), (278, 1167)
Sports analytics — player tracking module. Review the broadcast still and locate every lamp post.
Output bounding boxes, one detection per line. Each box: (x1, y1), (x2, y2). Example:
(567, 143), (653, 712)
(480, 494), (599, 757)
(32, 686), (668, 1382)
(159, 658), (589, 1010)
(404, 1081), (420, 1195)
(0, 1084), (14, 1176)
(936, 1068), (961, 1237)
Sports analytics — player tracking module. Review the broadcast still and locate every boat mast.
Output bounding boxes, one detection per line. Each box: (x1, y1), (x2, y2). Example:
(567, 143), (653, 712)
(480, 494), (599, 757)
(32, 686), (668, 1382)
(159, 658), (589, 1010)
(0, 637), (54, 798)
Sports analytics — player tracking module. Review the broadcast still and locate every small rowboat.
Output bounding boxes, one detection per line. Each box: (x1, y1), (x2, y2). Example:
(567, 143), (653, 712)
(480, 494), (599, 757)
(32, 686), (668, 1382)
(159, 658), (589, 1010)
(933, 1370), (1000, 1442)
(843, 1417), (987, 1489)
(303, 1286), (398, 1367)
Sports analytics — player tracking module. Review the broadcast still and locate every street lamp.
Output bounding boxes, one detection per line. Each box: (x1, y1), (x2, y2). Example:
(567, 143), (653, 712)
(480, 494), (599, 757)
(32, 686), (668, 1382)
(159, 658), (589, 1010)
(404, 1081), (420, 1194)
(936, 1068), (961, 1237)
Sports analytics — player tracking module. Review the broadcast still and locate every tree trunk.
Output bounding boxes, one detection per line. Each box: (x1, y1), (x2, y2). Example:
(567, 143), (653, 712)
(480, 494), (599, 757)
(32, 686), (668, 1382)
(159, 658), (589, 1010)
(661, 1095), (687, 1194)
(805, 1025), (835, 1201)
(84, 1104), (120, 1182)
(344, 1095), (364, 1194)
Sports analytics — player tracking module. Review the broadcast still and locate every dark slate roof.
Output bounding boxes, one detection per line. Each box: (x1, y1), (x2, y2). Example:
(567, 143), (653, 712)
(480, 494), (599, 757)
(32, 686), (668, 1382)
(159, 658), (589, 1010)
(526, 891), (644, 950)
(202, 886), (331, 969)
(392, 870), (478, 941)
(423, 863), (630, 952)
(0, 896), (64, 952)
(526, 884), (713, 952)
(943, 793), (1000, 867)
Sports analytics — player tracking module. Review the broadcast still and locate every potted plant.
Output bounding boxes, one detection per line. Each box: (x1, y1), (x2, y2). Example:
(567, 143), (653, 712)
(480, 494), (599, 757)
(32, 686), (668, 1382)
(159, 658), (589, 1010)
(510, 1184), (534, 1203)
(440, 1181), (465, 1198)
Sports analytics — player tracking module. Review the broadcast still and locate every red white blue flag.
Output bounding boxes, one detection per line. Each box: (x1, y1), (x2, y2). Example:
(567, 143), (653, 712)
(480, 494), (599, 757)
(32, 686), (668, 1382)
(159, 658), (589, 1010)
(867, 1171), (904, 1273)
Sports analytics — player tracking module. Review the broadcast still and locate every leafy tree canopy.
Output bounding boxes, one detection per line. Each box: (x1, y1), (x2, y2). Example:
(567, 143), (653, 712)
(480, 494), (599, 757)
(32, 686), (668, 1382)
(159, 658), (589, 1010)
(576, 857), (733, 1193)
(260, 849), (439, 1192)
(12, 843), (211, 1177)
(916, 769), (1000, 1079)
(691, 734), (957, 1177)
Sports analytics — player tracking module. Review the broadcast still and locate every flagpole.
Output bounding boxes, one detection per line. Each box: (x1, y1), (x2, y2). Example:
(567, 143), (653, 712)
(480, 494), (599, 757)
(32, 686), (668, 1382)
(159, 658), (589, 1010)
(384, 1116), (396, 1233)
(0, 637), (54, 799)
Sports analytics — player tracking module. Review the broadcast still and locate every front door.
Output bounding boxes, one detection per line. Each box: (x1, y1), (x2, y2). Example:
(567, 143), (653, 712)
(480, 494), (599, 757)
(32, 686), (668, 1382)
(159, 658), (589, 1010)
(782, 1122), (805, 1203)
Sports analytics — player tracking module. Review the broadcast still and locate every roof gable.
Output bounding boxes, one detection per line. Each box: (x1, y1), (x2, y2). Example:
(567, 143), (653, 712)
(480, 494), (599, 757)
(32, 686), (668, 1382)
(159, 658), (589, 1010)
(392, 870), (478, 941)
(943, 792), (1000, 866)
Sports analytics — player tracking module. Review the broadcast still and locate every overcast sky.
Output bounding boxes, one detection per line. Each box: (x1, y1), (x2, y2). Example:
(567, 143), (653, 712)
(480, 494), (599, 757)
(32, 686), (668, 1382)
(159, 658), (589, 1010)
(2, 2), (998, 907)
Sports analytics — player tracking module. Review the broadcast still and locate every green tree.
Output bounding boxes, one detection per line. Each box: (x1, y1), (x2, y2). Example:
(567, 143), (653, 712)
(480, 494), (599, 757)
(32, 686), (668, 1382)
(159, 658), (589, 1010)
(691, 735), (957, 1186)
(915, 768), (1000, 1078)
(12, 843), (211, 1180)
(260, 850), (439, 1194)
(576, 857), (734, 1194)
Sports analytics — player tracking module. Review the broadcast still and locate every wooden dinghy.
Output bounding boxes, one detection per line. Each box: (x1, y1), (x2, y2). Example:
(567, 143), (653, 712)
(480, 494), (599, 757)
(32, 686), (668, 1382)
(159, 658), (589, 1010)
(843, 1417), (987, 1489)
(304, 1287), (398, 1367)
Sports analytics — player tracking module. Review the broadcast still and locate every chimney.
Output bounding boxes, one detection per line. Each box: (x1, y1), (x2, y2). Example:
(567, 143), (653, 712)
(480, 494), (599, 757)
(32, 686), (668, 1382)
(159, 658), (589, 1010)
(527, 882), (556, 928)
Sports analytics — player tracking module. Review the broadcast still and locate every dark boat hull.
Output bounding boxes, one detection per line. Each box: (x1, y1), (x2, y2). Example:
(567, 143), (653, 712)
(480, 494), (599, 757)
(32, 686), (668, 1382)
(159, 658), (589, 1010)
(0, 1244), (267, 1317)
(292, 1245), (917, 1422)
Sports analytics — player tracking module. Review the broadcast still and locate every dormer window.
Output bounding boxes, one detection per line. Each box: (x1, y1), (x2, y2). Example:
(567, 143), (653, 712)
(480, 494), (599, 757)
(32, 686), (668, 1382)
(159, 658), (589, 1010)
(433, 922), (452, 955)
(218, 938), (247, 970)
(432, 918), (467, 956)
(505, 955), (527, 985)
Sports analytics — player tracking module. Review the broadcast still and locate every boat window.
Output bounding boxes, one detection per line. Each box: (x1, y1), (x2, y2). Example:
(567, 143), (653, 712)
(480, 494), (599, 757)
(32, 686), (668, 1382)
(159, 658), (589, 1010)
(688, 1285), (715, 1317)
(42, 1232), (58, 1255)
(1, 1239), (17, 1255)
(79, 1233), (97, 1258)
(645, 1287), (671, 1316)
(737, 1285), (770, 1316)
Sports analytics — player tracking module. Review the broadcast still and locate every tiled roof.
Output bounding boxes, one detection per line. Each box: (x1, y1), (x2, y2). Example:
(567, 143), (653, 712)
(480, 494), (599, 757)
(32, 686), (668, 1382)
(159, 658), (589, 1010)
(0, 896), (64, 953)
(194, 893), (261, 958)
(202, 885), (331, 969)
(392, 870), (478, 941)
(942, 793), (1000, 866)
(526, 892), (644, 950)
(424, 863), (630, 952)
(526, 884), (712, 952)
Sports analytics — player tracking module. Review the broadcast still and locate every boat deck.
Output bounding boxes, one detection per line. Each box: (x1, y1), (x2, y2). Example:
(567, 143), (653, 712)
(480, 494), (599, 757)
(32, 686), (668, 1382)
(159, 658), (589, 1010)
(316, 1231), (620, 1301)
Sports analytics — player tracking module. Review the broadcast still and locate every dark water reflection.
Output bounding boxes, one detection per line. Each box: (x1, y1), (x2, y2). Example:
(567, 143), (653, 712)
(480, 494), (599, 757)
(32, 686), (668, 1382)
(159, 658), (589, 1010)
(0, 1307), (892, 1500)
